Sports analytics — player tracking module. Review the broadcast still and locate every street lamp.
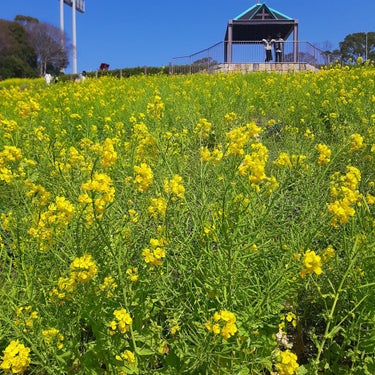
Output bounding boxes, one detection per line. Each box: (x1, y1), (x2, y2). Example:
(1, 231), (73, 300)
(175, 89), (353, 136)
(59, 0), (85, 74)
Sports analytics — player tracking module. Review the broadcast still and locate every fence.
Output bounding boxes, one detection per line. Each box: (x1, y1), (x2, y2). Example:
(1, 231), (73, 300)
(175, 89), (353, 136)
(170, 41), (329, 74)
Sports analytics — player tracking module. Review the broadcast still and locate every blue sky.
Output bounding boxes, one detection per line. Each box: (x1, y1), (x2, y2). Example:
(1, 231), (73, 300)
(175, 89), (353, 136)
(1, 1), (374, 73)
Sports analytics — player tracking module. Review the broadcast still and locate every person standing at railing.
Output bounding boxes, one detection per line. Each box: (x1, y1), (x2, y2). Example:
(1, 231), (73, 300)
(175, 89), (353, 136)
(262, 36), (274, 62)
(274, 33), (284, 63)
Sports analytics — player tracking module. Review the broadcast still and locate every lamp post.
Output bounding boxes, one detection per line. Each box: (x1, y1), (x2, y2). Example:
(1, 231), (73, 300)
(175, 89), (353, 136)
(365, 32), (368, 61)
(59, 0), (85, 74)
(72, 0), (77, 74)
(60, 0), (64, 72)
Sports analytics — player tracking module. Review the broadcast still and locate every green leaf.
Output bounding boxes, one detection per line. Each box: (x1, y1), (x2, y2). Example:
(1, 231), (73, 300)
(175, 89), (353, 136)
(135, 347), (155, 356)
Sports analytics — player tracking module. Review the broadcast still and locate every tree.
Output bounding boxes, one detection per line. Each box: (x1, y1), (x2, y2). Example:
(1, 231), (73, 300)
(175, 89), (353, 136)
(191, 57), (219, 73)
(15, 16), (70, 76)
(0, 19), (37, 79)
(339, 32), (375, 63)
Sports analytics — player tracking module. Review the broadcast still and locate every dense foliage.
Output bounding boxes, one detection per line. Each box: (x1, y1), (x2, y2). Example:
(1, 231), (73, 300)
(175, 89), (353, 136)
(0, 17), (69, 80)
(0, 63), (375, 374)
(339, 32), (375, 63)
(0, 19), (38, 80)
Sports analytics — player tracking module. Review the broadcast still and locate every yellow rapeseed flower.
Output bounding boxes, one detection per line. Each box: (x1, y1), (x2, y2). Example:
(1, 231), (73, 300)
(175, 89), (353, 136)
(99, 276), (118, 297)
(42, 328), (65, 349)
(164, 174), (185, 199)
(205, 310), (237, 340)
(148, 195), (167, 219)
(0, 340), (31, 374)
(116, 349), (136, 365)
(109, 308), (132, 335)
(300, 250), (323, 278)
(126, 267), (139, 282)
(194, 118), (212, 138)
(315, 143), (331, 166)
(275, 350), (299, 375)
(134, 163), (153, 192)
(349, 133), (364, 151)
(70, 254), (98, 283)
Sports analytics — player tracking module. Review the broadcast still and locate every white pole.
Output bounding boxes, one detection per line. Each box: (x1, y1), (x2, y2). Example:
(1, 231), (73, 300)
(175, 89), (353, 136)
(60, 0), (64, 35)
(365, 32), (368, 61)
(72, 0), (77, 74)
(60, 0), (65, 73)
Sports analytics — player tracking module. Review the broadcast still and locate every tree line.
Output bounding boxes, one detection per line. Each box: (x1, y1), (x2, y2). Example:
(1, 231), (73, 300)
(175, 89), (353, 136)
(0, 14), (374, 80)
(0, 16), (69, 80)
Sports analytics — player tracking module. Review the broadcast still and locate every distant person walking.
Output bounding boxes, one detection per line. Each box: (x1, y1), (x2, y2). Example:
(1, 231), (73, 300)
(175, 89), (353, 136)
(79, 70), (87, 82)
(44, 73), (52, 86)
(77, 70), (87, 82)
(262, 36), (274, 62)
(274, 33), (284, 62)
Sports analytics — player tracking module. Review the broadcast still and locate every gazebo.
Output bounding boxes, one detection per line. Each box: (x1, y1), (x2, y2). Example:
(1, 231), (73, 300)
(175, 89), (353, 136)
(224, 2), (299, 63)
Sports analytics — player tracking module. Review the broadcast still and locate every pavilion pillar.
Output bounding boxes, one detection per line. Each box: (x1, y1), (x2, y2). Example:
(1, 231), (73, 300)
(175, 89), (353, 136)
(293, 20), (299, 63)
(225, 20), (233, 63)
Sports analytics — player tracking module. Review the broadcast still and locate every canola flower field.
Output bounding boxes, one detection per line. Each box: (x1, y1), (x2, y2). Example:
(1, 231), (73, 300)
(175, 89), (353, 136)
(0, 63), (375, 375)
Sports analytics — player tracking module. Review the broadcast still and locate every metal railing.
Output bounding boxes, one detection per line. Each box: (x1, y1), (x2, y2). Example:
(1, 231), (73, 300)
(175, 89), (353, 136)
(170, 41), (329, 74)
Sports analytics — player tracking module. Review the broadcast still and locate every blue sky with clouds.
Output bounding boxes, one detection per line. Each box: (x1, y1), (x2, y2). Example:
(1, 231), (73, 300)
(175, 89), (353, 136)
(1, 1), (374, 73)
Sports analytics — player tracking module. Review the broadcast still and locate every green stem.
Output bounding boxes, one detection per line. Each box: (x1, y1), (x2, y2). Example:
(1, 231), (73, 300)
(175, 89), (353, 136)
(314, 237), (360, 367)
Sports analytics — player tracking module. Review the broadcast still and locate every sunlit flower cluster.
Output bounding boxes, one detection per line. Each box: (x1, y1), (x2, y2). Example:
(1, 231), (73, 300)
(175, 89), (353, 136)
(273, 152), (307, 169)
(273, 152), (292, 167)
(99, 276), (118, 298)
(132, 121), (158, 161)
(328, 166), (362, 227)
(126, 267), (139, 282)
(315, 143), (331, 165)
(0, 119), (18, 139)
(50, 254), (98, 300)
(205, 310), (238, 340)
(225, 122), (261, 156)
(321, 244), (336, 262)
(300, 250), (323, 278)
(0, 211), (14, 233)
(147, 95), (165, 119)
(274, 349), (299, 375)
(147, 194), (167, 219)
(134, 163), (153, 192)
(14, 306), (38, 333)
(0, 145), (23, 183)
(303, 128), (315, 140)
(109, 308), (133, 335)
(164, 174), (185, 199)
(25, 180), (51, 207)
(0, 340), (31, 374)
(17, 99), (40, 118)
(238, 143), (268, 183)
(70, 253), (98, 283)
(142, 236), (167, 266)
(116, 349), (136, 365)
(349, 133), (364, 151)
(224, 111), (238, 123)
(28, 196), (75, 251)
(279, 312), (297, 330)
(199, 146), (223, 165)
(80, 172), (115, 219)
(194, 118), (212, 138)
(42, 328), (65, 349)
(100, 138), (118, 168)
